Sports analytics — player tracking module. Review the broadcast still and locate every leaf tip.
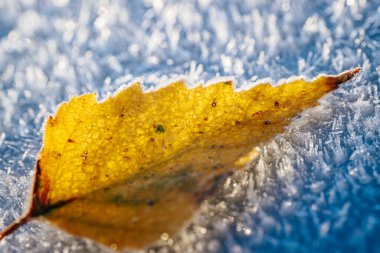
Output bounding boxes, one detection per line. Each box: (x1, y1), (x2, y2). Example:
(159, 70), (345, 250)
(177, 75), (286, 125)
(326, 67), (361, 88)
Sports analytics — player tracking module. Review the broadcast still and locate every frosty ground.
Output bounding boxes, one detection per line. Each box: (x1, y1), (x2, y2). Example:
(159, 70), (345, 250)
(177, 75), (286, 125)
(0, 0), (380, 252)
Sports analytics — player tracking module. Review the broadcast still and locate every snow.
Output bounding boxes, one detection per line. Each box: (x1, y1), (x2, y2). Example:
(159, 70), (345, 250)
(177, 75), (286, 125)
(0, 0), (380, 252)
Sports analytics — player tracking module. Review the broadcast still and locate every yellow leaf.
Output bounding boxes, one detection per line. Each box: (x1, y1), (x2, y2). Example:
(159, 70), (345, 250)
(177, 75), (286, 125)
(0, 68), (360, 250)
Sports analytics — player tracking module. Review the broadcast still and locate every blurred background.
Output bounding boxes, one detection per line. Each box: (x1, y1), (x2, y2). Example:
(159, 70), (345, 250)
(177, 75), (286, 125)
(0, 0), (379, 252)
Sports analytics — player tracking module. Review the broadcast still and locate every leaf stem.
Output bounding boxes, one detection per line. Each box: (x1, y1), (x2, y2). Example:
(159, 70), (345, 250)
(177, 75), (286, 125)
(0, 212), (32, 241)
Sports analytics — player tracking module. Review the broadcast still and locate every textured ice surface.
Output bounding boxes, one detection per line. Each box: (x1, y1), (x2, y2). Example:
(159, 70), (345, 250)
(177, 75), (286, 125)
(0, 0), (380, 252)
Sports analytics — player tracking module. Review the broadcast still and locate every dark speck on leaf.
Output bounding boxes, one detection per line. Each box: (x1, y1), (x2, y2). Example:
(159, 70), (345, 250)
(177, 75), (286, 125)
(265, 120), (271, 125)
(67, 139), (75, 143)
(252, 111), (262, 116)
(274, 101), (279, 106)
(212, 163), (224, 169)
(82, 150), (88, 161)
(113, 195), (123, 204)
(147, 200), (156, 206)
(156, 124), (165, 133)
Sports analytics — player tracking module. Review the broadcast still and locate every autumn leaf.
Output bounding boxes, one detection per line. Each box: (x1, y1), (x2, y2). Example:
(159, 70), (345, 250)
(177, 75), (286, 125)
(0, 68), (360, 250)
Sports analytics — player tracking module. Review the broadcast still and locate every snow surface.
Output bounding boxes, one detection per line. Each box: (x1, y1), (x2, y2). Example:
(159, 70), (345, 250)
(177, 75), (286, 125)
(0, 0), (380, 252)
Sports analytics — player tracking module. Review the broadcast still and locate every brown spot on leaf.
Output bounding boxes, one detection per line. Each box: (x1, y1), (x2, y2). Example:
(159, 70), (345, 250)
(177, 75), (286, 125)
(252, 111), (262, 116)
(48, 116), (55, 127)
(147, 200), (156, 206)
(82, 150), (88, 161)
